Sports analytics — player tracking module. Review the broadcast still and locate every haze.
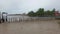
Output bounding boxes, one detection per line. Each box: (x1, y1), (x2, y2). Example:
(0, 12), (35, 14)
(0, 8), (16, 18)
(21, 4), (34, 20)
(0, 0), (60, 14)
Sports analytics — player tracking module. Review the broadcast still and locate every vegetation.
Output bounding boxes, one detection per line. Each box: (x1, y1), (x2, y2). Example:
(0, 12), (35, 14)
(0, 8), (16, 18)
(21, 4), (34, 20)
(27, 8), (55, 17)
(27, 11), (36, 17)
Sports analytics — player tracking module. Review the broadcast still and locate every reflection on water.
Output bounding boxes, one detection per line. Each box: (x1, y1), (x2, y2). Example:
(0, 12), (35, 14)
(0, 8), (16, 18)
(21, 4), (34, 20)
(0, 21), (60, 34)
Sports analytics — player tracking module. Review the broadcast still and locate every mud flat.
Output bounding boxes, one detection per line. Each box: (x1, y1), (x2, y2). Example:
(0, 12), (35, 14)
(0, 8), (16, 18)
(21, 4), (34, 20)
(0, 20), (60, 34)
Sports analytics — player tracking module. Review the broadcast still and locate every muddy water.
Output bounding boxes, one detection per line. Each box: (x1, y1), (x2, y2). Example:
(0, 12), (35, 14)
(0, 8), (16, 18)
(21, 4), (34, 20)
(0, 20), (60, 34)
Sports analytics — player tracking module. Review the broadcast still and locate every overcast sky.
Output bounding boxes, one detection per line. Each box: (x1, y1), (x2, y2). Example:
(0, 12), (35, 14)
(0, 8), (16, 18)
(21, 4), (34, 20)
(0, 0), (60, 14)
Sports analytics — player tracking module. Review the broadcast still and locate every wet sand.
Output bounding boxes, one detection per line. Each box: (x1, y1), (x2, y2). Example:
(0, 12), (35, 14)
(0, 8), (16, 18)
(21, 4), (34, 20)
(0, 20), (60, 34)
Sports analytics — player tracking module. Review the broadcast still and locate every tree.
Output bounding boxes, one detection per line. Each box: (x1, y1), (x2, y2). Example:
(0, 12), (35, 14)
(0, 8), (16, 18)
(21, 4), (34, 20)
(27, 11), (35, 17)
(44, 8), (56, 17)
(51, 8), (55, 16)
(36, 8), (44, 17)
(27, 8), (56, 17)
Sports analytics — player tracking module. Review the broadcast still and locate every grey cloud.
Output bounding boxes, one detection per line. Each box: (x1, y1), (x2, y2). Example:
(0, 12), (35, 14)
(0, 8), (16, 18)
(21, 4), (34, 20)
(0, 0), (60, 14)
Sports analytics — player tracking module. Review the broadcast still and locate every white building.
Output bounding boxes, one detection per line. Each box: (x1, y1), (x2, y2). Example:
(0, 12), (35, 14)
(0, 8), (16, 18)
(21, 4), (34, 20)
(7, 14), (30, 22)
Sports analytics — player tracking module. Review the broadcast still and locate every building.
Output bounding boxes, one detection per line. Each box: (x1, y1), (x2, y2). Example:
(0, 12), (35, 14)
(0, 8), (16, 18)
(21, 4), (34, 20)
(7, 14), (30, 22)
(54, 11), (59, 16)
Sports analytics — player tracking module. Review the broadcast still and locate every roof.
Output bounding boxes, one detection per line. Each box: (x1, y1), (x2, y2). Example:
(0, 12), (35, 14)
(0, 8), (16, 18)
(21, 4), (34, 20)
(7, 14), (28, 16)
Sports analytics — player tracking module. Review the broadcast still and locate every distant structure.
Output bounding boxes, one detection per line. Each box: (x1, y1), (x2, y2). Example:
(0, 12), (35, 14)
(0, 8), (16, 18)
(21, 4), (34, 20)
(0, 12), (7, 23)
(7, 14), (29, 22)
(2, 12), (7, 22)
(54, 11), (59, 16)
(0, 11), (60, 23)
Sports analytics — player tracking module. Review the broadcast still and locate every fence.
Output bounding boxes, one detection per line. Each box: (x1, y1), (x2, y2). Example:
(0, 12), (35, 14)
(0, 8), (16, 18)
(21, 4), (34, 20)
(7, 17), (55, 22)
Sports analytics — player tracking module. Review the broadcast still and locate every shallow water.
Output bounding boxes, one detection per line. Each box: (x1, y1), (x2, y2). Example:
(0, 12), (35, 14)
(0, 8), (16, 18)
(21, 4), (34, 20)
(0, 20), (60, 34)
